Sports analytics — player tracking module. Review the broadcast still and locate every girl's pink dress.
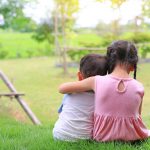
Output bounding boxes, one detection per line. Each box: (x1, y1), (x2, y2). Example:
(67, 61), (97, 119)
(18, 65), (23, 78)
(93, 75), (150, 142)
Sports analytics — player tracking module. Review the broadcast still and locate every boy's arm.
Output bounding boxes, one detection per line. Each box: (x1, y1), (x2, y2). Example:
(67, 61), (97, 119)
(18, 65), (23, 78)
(59, 77), (95, 94)
(58, 94), (68, 113)
(58, 104), (63, 113)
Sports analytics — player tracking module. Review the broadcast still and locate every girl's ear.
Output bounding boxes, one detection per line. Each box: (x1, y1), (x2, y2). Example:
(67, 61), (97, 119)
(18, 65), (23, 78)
(130, 65), (134, 72)
(77, 72), (84, 81)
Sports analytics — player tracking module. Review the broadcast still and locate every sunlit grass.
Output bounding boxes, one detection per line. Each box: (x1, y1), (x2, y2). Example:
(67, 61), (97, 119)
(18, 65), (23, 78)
(0, 31), (52, 58)
(0, 57), (150, 149)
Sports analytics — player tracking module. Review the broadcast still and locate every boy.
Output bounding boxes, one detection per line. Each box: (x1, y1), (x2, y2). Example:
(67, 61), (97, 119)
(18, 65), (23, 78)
(53, 54), (108, 141)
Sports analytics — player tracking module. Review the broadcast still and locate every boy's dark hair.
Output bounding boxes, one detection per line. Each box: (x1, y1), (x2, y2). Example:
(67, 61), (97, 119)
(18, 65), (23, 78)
(79, 54), (108, 78)
(107, 40), (138, 79)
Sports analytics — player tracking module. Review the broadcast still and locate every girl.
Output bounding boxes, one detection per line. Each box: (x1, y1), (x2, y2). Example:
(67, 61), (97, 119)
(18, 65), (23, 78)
(59, 40), (150, 142)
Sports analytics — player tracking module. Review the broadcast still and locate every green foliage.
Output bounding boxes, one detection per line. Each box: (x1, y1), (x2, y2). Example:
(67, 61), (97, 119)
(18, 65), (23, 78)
(77, 34), (104, 47)
(67, 33), (107, 61)
(69, 33), (104, 47)
(0, 0), (35, 31)
(68, 49), (106, 62)
(111, 0), (126, 8)
(96, 0), (127, 8)
(1, 31), (150, 60)
(55, 0), (79, 30)
(0, 50), (8, 59)
(54, 0), (79, 41)
(32, 23), (54, 44)
(120, 32), (150, 43)
(140, 44), (150, 58)
(55, 0), (79, 17)
(142, 0), (150, 19)
(67, 50), (87, 61)
(96, 0), (127, 36)
(67, 32), (150, 61)
(101, 33), (117, 46)
(0, 31), (54, 59)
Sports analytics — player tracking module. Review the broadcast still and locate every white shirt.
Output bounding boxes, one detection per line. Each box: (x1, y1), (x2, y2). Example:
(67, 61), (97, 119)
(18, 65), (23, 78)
(53, 92), (94, 141)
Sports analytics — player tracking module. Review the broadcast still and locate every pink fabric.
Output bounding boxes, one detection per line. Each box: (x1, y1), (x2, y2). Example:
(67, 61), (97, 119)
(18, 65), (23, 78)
(93, 75), (150, 142)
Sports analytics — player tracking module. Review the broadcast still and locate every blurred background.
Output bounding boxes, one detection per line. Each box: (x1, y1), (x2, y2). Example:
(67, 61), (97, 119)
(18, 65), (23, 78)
(0, 0), (150, 125)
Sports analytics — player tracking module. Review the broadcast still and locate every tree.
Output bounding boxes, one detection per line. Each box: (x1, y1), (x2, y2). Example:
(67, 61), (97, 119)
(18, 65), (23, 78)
(54, 0), (79, 74)
(142, 0), (150, 19)
(97, 0), (126, 8)
(32, 21), (54, 44)
(97, 0), (126, 35)
(0, 0), (34, 31)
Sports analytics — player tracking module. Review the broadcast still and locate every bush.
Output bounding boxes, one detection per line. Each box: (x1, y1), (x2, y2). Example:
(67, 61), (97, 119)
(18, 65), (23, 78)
(101, 34), (117, 47)
(67, 49), (106, 62)
(0, 50), (8, 59)
(140, 44), (150, 58)
(67, 50), (90, 62)
(0, 32), (54, 59)
(0, 43), (9, 59)
(26, 50), (34, 58)
(121, 32), (150, 43)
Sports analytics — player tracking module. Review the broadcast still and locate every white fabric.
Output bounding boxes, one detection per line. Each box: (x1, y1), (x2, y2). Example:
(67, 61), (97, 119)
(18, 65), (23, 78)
(53, 92), (94, 141)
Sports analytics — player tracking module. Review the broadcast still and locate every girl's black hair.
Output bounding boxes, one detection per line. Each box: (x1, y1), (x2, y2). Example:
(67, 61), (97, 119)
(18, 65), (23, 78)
(107, 40), (138, 79)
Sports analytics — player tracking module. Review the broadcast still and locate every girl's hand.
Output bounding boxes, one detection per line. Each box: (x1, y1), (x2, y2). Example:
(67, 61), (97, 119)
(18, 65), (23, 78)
(59, 77), (95, 94)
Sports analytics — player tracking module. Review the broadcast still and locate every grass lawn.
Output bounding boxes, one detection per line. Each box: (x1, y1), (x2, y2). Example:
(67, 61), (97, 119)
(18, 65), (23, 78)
(0, 31), (52, 58)
(0, 57), (150, 150)
(0, 118), (150, 150)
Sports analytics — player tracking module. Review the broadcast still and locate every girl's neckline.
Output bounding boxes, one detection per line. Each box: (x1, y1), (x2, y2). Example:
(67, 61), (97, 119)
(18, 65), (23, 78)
(108, 74), (133, 81)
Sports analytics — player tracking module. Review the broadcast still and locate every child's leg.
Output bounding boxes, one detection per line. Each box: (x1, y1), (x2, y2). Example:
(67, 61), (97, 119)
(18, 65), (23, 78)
(53, 129), (77, 142)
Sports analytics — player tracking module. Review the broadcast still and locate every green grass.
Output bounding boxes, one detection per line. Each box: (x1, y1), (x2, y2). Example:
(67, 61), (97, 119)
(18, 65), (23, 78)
(0, 31), (107, 61)
(0, 30), (53, 58)
(68, 33), (104, 46)
(0, 57), (150, 149)
(0, 117), (150, 150)
(1, 31), (150, 61)
(0, 57), (77, 124)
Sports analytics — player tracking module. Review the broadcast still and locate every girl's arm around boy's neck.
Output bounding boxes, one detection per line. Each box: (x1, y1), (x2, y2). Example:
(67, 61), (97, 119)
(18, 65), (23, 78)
(59, 77), (95, 94)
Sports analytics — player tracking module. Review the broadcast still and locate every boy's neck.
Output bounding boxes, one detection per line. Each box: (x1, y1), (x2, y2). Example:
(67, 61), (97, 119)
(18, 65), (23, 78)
(111, 64), (130, 78)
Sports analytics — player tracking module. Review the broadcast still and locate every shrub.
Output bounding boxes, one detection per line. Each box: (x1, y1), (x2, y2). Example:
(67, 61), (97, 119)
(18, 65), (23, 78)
(0, 50), (8, 59)
(140, 44), (150, 58)
(121, 32), (150, 43)
(67, 49), (106, 62)
(101, 34), (117, 47)
(67, 50), (90, 62)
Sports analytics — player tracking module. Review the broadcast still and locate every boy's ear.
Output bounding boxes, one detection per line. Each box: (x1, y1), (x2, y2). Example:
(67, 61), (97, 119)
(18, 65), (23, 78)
(77, 72), (84, 81)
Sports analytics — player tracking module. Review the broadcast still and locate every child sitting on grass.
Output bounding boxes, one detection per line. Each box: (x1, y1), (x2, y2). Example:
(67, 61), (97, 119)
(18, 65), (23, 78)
(53, 54), (108, 141)
(59, 40), (150, 142)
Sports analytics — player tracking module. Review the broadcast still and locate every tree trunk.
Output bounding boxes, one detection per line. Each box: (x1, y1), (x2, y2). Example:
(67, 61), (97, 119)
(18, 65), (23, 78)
(61, 13), (68, 74)
(54, 7), (62, 64)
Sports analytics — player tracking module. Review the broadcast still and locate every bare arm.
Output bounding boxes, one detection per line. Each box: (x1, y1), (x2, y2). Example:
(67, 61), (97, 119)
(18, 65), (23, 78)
(139, 100), (143, 115)
(59, 77), (95, 94)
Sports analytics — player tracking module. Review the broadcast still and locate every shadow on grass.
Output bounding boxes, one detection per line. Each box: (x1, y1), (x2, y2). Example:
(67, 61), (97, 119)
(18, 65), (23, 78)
(54, 138), (150, 150)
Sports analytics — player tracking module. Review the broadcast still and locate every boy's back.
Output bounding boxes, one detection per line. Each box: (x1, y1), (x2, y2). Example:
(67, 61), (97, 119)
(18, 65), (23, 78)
(53, 54), (108, 141)
(53, 92), (94, 141)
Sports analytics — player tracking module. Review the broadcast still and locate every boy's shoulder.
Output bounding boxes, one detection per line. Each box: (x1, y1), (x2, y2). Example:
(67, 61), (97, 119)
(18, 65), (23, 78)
(66, 92), (94, 99)
(64, 92), (94, 104)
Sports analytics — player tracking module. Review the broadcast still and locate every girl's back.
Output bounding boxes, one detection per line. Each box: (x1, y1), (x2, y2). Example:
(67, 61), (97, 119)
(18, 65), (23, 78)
(58, 40), (150, 142)
(93, 75), (150, 141)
